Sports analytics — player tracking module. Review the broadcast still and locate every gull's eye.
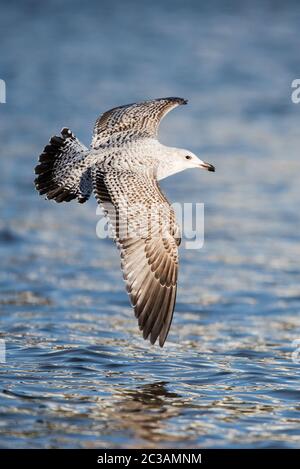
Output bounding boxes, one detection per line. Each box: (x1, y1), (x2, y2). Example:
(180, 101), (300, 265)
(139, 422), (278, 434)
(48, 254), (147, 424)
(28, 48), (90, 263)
(185, 155), (192, 160)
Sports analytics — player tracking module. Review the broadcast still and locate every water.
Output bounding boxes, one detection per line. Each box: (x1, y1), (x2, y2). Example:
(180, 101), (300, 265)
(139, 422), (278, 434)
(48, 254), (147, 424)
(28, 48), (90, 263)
(1, 0), (300, 448)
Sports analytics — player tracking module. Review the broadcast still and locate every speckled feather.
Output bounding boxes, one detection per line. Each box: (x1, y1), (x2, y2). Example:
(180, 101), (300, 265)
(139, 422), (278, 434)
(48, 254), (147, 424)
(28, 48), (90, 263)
(92, 167), (181, 346)
(92, 97), (187, 149)
(34, 128), (94, 203)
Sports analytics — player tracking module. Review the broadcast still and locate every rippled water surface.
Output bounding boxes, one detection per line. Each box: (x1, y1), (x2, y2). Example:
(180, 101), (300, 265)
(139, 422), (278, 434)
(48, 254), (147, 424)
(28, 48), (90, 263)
(1, 0), (300, 448)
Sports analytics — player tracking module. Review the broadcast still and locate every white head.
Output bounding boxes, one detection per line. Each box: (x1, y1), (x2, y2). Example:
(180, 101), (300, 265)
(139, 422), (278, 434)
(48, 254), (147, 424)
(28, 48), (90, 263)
(157, 146), (215, 180)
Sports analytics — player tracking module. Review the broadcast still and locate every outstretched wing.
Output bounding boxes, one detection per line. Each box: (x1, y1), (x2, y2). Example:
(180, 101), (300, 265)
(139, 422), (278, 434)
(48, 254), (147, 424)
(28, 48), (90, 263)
(91, 97), (187, 149)
(92, 166), (181, 347)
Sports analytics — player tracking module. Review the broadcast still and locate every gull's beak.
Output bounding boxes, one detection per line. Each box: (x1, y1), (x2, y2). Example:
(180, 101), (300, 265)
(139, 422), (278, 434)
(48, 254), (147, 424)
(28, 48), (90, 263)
(199, 161), (215, 172)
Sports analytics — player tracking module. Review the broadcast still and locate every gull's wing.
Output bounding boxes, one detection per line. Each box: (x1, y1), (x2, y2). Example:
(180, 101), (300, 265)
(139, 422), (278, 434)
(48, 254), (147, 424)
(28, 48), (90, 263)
(91, 97), (187, 149)
(92, 166), (181, 346)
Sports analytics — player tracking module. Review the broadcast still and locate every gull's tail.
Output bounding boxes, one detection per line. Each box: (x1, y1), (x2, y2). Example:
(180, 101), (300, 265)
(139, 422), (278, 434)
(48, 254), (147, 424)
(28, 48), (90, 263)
(34, 128), (92, 203)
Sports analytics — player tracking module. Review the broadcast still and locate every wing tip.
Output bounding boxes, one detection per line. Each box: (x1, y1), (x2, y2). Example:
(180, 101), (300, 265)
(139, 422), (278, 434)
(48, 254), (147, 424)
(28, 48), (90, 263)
(167, 97), (188, 105)
(141, 286), (177, 348)
(147, 328), (168, 347)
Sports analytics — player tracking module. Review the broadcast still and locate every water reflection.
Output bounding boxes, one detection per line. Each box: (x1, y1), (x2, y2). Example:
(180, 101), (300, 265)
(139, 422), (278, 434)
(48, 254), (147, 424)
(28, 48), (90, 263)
(95, 382), (189, 446)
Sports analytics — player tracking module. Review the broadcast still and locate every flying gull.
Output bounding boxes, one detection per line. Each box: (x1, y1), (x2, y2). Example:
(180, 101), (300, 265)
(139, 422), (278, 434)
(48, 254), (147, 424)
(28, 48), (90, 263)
(34, 97), (215, 346)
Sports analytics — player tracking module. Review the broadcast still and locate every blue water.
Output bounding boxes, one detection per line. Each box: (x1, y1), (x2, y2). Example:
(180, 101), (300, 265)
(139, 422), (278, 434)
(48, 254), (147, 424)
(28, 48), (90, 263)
(0, 0), (300, 448)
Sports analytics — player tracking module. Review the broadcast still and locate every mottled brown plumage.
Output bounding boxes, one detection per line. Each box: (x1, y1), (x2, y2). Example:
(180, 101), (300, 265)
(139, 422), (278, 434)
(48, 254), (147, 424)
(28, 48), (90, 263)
(92, 168), (181, 346)
(92, 97), (187, 149)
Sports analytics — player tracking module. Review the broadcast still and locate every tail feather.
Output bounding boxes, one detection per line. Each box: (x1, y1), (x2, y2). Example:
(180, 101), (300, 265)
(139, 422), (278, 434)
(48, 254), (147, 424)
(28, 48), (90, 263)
(34, 128), (92, 203)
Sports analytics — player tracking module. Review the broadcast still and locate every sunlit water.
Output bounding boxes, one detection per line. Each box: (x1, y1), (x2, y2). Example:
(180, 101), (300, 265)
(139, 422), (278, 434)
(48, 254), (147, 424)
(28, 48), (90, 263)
(0, 0), (300, 448)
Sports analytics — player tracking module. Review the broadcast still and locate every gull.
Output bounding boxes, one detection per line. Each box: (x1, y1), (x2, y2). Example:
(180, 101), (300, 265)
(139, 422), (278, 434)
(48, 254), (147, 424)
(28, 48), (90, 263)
(34, 97), (215, 346)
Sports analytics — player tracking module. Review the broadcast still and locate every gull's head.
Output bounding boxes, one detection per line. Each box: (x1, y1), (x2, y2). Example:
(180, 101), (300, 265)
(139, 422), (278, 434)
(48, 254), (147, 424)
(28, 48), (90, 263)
(156, 145), (215, 180)
(174, 148), (215, 173)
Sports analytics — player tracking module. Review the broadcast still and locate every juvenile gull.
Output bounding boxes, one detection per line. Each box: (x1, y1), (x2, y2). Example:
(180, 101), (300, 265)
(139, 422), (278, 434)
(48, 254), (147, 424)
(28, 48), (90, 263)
(34, 97), (215, 346)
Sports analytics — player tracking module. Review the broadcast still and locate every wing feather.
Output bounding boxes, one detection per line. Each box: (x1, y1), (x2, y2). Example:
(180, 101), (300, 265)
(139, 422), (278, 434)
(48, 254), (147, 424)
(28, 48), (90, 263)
(91, 97), (187, 149)
(34, 128), (92, 203)
(92, 166), (180, 346)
